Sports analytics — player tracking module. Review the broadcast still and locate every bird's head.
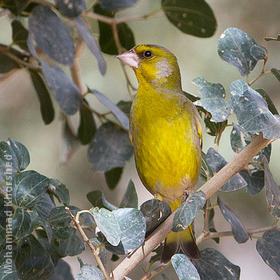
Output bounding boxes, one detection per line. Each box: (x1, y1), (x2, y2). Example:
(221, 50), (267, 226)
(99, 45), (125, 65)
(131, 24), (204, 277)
(117, 45), (182, 90)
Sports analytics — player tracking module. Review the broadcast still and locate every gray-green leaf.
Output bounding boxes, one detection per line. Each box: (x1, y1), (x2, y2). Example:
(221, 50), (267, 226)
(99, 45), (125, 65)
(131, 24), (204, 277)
(75, 18), (106, 75)
(90, 90), (129, 130)
(206, 148), (247, 192)
(76, 264), (105, 280)
(217, 197), (249, 243)
(162, 0), (217, 38)
(172, 254), (200, 280)
(264, 157), (280, 217)
(87, 190), (117, 211)
(230, 79), (280, 139)
(173, 191), (206, 232)
(193, 248), (240, 280)
(41, 62), (82, 115)
(120, 180), (138, 208)
(218, 27), (266, 76)
(90, 207), (121, 246)
(88, 122), (133, 171)
(28, 5), (75, 65)
(12, 170), (49, 208)
(193, 77), (232, 122)
(256, 230), (280, 277)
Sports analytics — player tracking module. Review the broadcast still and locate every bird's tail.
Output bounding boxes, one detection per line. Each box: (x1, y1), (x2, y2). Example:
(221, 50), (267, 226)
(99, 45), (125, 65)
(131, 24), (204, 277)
(161, 199), (201, 263)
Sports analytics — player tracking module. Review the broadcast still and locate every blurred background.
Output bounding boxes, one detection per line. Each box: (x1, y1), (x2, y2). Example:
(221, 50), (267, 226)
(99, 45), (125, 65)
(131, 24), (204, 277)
(1, 0), (280, 279)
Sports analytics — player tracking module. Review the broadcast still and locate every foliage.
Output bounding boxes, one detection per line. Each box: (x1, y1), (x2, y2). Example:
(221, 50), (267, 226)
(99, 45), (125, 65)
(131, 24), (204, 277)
(0, 0), (280, 280)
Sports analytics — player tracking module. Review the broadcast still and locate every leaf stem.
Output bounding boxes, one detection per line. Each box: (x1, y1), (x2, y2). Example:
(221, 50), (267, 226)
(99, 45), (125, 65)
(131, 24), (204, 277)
(65, 207), (110, 280)
(248, 57), (270, 86)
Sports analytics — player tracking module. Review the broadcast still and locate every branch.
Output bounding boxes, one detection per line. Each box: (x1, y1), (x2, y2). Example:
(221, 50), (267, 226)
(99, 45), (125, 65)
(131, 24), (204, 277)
(70, 41), (85, 94)
(196, 224), (279, 244)
(111, 134), (273, 280)
(65, 207), (110, 280)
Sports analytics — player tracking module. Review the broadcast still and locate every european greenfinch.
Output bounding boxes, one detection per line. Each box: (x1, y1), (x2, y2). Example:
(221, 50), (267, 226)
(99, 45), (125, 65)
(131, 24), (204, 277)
(117, 45), (201, 262)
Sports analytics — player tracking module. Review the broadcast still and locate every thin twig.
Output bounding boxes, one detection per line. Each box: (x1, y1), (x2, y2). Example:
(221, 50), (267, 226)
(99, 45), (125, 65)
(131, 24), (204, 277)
(65, 207), (111, 280)
(111, 134), (273, 280)
(29, 0), (56, 9)
(140, 263), (170, 280)
(196, 224), (279, 244)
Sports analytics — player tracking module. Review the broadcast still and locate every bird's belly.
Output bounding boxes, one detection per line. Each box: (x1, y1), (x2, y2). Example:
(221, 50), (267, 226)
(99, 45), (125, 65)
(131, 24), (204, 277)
(133, 117), (201, 201)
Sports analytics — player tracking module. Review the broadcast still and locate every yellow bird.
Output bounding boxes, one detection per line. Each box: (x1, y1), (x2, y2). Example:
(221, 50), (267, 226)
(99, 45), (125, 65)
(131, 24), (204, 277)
(117, 45), (202, 262)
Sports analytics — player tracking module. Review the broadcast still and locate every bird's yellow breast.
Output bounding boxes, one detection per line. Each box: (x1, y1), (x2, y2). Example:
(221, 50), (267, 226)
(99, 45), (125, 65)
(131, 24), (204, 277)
(130, 82), (201, 203)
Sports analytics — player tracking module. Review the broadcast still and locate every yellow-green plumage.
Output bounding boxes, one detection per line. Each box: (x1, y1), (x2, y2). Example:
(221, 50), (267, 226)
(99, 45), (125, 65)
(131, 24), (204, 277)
(118, 45), (202, 262)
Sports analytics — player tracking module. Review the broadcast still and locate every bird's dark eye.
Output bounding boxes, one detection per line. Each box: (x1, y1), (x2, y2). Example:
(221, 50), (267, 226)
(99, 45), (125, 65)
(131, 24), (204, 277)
(143, 50), (152, 58)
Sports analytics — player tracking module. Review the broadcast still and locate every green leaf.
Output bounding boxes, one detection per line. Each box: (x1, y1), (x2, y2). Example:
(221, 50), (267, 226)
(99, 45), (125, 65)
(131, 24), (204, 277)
(55, 0), (85, 18)
(120, 180), (138, 208)
(0, 52), (20, 73)
(94, 4), (135, 55)
(230, 124), (244, 153)
(193, 77), (231, 122)
(91, 207), (121, 246)
(16, 235), (54, 280)
(60, 118), (79, 163)
(29, 70), (55, 125)
(99, 0), (137, 11)
(12, 20), (29, 51)
(140, 199), (171, 236)
(162, 0), (217, 38)
(193, 248), (240, 280)
(218, 27), (267, 76)
(117, 100), (132, 117)
(173, 191), (206, 232)
(41, 62), (82, 115)
(0, 139), (30, 182)
(12, 208), (33, 239)
(49, 178), (70, 205)
(12, 170), (49, 208)
(87, 190), (117, 211)
(88, 122), (133, 171)
(263, 157), (280, 217)
(256, 230), (280, 277)
(78, 101), (96, 145)
(240, 169), (264, 195)
(230, 80), (280, 139)
(105, 208), (146, 254)
(203, 115), (227, 138)
(55, 230), (85, 256)
(265, 35), (280, 41)
(33, 193), (55, 221)
(217, 197), (249, 243)
(200, 151), (213, 181)
(28, 5), (75, 65)
(271, 68), (280, 82)
(90, 90), (129, 130)
(171, 254), (200, 280)
(256, 89), (279, 115)
(75, 18), (106, 75)
(206, 148), (247, 192)
(76, 264), (105, 280)
(105, 167), (123, 190)
(49, 259), (74, 280)
(48, 206), (73, 240)
(207, 207), (219, 244)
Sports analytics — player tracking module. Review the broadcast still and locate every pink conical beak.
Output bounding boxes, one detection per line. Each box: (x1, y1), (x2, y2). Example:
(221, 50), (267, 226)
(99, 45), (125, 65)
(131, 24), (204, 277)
(117, 49), (139, 68)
